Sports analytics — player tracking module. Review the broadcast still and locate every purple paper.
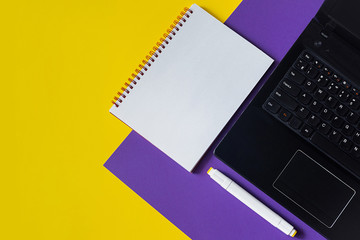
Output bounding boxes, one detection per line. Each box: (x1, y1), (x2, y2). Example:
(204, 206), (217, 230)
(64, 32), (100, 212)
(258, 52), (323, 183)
(105, 0), (325, 239)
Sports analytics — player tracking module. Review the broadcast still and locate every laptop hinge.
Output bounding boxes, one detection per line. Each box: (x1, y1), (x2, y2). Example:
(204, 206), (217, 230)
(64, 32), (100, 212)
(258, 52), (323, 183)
(320, 21), (337, 39)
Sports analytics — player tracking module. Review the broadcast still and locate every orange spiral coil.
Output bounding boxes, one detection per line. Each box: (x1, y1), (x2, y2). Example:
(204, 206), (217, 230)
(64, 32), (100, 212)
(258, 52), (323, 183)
(111, 6), (193, 107)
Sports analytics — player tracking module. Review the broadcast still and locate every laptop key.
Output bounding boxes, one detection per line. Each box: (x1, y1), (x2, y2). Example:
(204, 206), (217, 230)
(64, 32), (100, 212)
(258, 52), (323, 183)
(353, 132), (360, 144)
(319, 122), (331, 135)
(352, 87), (360, 96)
(342, 124), (355, 136)
(332, 116), (344, 129)
(298, 92), (312, 105)
(289, 117), (302, 130)
(320, 107), (332, 120)
(265, 99), (280, 113)
(323, 66), (333, 77)
(314, 88), (327, 101)
(349, 98), (360, 110)
(288, 69), (305, 85)
(351, 146), (360, 159)
(336, 104), (349, 116)
(341, 80), (351, 90)
(347, 112), (360, 124)
(327, 82), (340, 94)
(303, 52), (313, 61)
(329, 130), (341, 143)
(325, 96), (338, 108)
(315, 74), (329, 87)
(307, 114), (321, 127)
(273, 89), (298, 111)
(296, 106), (309, 119)
(296, 59), (308, 71)
(332, 74), (341, 83)
(280, 79), (301, 96)
(301, 125), (313, 138)
(310, 100), (322, 112)
(279, 108), (292, 122)
(306, 66), (318, 79)
(338, 90), (350, 102)
(340, 138), (352, 152)
(304, 80), (316, 93)
(313, 59), (323, 69)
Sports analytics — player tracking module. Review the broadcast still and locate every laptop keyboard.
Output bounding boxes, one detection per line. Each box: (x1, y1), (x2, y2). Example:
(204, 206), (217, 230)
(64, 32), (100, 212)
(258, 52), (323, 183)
(263, 50), (360, 176)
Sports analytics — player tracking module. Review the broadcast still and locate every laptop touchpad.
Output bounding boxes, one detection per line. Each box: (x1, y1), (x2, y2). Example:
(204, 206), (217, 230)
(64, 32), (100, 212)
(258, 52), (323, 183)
(273, 150), (355, 228)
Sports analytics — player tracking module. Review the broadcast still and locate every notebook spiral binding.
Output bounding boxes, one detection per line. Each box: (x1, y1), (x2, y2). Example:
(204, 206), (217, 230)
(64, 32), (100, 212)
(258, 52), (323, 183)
(111, 7), (193, 107)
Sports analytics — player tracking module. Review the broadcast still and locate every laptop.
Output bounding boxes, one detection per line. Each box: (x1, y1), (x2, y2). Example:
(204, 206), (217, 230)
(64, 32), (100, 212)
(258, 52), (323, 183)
(214, 0), (360, 239)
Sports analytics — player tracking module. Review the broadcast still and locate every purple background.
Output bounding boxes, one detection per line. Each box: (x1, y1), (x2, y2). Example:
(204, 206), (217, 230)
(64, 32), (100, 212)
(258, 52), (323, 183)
(104, 0), (325, 239)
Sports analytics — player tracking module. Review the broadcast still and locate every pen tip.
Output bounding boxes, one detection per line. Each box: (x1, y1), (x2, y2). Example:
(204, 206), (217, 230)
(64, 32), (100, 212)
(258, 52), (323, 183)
(207, 167), (213, 175)
(290, 229), (297, 237)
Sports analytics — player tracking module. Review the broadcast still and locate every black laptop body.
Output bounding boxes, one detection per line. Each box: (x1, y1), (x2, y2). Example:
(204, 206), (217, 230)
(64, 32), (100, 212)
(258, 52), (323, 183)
(215, 0), (360, 239)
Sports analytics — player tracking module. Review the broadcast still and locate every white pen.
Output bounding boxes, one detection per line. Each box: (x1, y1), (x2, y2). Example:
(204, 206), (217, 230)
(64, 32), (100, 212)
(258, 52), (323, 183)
(207, 167), (297, 237)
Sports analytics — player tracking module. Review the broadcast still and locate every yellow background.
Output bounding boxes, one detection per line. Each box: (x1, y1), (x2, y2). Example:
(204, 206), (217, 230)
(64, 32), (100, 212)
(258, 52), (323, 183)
(1, 0), (240, 239)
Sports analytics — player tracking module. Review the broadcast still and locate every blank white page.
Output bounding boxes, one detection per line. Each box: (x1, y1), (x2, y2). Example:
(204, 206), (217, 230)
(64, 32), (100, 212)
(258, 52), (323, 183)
(110, 4), (273, 172)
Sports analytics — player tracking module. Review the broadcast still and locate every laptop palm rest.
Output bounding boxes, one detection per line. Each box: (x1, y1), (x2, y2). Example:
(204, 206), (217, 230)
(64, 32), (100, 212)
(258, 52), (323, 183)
(273, 150), (356, 228)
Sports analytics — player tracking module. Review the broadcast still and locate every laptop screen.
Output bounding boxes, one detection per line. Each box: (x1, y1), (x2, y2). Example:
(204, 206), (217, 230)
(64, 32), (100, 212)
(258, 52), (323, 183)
(322, 0), (360, 41)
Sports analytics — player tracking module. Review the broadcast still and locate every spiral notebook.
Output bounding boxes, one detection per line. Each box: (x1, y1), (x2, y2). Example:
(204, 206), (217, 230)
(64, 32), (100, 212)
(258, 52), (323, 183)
(110, 4), (273, 172)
